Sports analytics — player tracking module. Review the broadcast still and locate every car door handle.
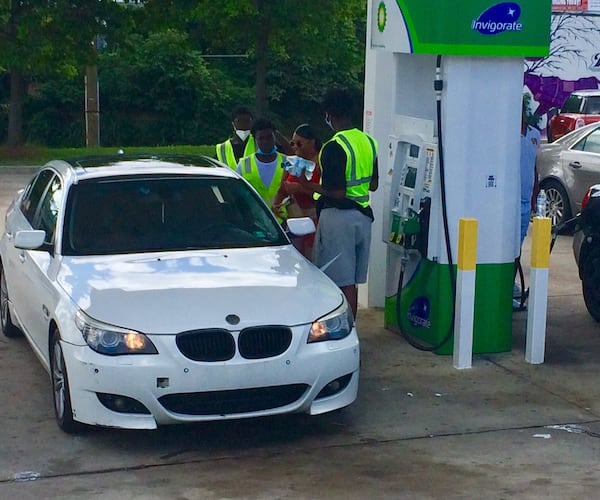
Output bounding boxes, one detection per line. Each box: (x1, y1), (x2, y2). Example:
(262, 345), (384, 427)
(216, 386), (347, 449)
(569, 161), (582, 169)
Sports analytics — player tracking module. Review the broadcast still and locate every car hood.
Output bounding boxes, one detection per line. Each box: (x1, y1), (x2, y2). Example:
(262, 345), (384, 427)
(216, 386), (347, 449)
(57, 246), (343, 333)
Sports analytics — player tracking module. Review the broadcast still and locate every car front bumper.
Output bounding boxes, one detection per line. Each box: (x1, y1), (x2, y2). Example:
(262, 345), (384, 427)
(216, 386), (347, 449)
(61, 327), (360, 429)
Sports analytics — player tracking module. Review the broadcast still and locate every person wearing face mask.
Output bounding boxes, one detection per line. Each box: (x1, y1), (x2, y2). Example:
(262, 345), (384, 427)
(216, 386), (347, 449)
(217, 106), (293, 169)
(236, 118), (289, 222)
(216, 106), (257, 169)
(299, 88), (378, 319)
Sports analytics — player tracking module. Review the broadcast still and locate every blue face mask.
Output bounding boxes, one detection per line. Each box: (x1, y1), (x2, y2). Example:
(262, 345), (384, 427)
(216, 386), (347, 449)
(258, 146), (277, 155)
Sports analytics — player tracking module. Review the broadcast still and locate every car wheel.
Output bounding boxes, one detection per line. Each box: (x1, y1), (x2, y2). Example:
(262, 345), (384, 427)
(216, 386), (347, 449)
(0, 264), (21, 338)
(542, 180), (572, 231)
(581, 247), (600, 323)
(50, 328), (84, 433)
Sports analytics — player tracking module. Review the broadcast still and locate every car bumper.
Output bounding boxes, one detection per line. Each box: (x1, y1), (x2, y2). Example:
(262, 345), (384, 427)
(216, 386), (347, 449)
(61, 328), (360, 429)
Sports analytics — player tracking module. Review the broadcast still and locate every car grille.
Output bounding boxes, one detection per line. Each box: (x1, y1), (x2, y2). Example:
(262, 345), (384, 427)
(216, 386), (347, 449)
(158, 384), (309, 415)
(176, 329), (235, 362)
(238, 326), (292, 359)
(176, 326), (293, 361)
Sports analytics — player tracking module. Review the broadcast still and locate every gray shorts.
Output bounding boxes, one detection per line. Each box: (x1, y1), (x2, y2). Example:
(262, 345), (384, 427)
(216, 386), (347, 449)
(313, 207), (372, 287)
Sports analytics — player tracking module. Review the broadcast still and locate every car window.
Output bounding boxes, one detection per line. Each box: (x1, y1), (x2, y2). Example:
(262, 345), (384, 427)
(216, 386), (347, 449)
(562, 95), (584, 113)
(35, 175), (63, 245)
(572, 128), (600, 154)
(583, 96), (600, 115)
(20, 169), (55, 224)
(62, 175), (288, 256)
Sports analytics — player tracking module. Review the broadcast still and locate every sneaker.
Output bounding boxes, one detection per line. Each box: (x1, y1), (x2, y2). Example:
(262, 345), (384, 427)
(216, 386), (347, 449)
(513, 283), (522, 299)
(513, 298), (527, 311)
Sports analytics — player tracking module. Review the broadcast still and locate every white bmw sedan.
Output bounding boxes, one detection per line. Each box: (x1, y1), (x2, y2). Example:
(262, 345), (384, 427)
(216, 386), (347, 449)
(0, 155), (359, 433)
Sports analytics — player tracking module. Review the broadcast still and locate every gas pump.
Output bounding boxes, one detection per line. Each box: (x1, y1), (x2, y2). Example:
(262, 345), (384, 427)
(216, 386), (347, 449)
(386, 134), (437, 254)
(365, 0), (551, 355)
(382, 116), (454, 352)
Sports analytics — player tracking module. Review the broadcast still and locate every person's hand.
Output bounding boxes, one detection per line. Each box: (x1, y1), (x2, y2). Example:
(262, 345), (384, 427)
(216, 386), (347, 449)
(271, 197), (289, 219)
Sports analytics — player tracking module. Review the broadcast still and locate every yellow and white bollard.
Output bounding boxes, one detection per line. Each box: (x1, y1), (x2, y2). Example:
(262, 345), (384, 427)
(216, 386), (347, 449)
(526, 217), (552, 364)
(453, 218), (478, 370)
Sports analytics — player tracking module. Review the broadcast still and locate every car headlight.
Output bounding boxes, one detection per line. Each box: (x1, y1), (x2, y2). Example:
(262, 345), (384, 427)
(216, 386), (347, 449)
(75, 311), (158, 356)
(307, 299), (354, 343)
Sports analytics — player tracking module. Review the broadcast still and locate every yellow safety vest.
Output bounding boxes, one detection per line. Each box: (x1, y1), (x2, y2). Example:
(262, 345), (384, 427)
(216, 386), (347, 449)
(216, 136), (256, 169)
(239, 153), (286, 207)
(317, 129), (378, 207)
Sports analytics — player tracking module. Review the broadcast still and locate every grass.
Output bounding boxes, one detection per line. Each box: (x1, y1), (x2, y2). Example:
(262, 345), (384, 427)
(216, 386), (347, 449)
(0, 144), (216, 166)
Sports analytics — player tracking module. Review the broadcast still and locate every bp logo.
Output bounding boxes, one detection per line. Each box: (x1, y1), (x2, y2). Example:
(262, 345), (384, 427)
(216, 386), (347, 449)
(472, 2), (523, 35)
(407, 296), (431, 329)
(377, 2), (387, 33)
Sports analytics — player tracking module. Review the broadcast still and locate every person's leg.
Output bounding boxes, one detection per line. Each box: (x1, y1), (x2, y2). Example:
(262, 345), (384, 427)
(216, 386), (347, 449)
(341, 284), (358, 319)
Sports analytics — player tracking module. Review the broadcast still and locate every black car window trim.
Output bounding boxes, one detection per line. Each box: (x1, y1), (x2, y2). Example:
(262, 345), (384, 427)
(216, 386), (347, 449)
(35, 175), (64, 246)
(20, 169), (55, 225)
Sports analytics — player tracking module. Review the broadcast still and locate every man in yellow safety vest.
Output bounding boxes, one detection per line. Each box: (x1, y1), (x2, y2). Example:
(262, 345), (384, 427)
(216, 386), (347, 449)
(300, 88), (379, 319)
(216, 105), (257, 169)
(236, 118), (288, 222)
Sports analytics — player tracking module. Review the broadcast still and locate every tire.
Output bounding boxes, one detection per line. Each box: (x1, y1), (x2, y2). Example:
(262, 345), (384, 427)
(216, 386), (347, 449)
(0, 264), (21, 338)
(50, 329), (84, 434)
(581, 246), (600, 323)
(541, 180), (572, 232)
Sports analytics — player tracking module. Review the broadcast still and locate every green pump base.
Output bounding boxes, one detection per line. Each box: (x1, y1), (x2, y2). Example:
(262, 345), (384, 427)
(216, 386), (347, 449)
(384, 258), (513, 355)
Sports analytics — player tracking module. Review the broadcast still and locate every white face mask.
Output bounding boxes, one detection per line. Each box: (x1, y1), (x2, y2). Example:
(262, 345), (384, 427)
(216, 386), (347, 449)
(235, 129), (251, 141)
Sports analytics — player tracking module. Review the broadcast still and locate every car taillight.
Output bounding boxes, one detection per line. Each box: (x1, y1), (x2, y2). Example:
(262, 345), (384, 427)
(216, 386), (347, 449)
(582, 189), (592, 210)
(581, 185), (600, 210)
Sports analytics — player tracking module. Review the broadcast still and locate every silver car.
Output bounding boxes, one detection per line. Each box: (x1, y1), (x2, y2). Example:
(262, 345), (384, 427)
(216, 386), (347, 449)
(537, 121), (600, 227)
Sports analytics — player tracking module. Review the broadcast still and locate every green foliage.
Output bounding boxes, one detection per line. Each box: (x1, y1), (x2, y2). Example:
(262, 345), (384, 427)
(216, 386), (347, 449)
(523, 92), (542, 129)
(1, 0), (369, 147)
(98, 30), (229, 146)
(0, 144), (216, 166)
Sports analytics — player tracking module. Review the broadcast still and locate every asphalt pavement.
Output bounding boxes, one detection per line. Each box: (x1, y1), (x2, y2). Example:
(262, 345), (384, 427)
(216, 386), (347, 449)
(0, 166), (600, 499)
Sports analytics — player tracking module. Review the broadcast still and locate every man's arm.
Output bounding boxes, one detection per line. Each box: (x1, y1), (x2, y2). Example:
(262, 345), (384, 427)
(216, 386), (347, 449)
(369, 157), (379, 192)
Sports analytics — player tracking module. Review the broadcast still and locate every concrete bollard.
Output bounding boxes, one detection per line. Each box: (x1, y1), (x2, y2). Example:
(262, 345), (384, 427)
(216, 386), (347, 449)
(526, 217), (552, 364)
(453, 218), (478, 370)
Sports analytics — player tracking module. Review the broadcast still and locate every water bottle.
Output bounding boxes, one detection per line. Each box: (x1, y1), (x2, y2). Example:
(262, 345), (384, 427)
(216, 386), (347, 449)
(536, 189), (547, 218)
(283, 156), (316, 180)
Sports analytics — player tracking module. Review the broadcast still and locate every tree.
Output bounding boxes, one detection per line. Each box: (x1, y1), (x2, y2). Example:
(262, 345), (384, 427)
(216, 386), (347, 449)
(132, 0), (366, 118)
(0, 1), (119, 147)
(99, 30), (228, 145)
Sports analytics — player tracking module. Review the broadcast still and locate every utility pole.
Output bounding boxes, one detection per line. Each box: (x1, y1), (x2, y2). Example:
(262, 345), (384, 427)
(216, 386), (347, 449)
(85, 63), (100, 147)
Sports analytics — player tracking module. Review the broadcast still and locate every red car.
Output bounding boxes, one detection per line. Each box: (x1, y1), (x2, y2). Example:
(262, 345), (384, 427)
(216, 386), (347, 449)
(547, 89), (600, 143)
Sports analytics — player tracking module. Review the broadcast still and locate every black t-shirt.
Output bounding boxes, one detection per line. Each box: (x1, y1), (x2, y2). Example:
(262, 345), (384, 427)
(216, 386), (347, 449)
(231, 141), (246, 162)
(317, 140), (377, 220)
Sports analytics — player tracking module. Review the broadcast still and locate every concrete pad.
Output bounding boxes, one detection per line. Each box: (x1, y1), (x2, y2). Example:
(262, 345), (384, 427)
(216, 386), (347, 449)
(1, 167), (600, 498)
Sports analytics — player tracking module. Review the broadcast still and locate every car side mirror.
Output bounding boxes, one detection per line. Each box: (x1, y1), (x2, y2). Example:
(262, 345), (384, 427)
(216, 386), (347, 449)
(14, 230), (46, 250)
(287, 217), (316, 236)
(548, 107), (559, 118)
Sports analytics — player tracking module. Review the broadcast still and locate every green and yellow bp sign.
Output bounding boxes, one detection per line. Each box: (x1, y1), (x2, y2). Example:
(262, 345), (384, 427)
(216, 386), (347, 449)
(372, 0), (551, 56)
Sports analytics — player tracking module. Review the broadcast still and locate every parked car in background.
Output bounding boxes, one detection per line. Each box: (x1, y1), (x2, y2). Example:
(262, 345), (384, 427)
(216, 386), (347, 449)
(547, 89), (600, 143)
(537, 122), (600, 228)
(0, 154), (359, 433)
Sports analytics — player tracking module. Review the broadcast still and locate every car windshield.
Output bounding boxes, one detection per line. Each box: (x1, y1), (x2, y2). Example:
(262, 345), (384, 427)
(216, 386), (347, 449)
(62, 175), (288, 255)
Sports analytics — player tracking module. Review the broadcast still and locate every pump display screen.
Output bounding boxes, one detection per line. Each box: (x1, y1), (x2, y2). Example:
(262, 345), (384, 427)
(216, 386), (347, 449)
(404, 166), (417, 189)
(409, 144), (420, 158)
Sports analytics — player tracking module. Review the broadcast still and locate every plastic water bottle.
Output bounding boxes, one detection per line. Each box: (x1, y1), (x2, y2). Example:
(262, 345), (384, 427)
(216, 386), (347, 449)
(536, 189), (547, 218)
(283, 156), (316, 180)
